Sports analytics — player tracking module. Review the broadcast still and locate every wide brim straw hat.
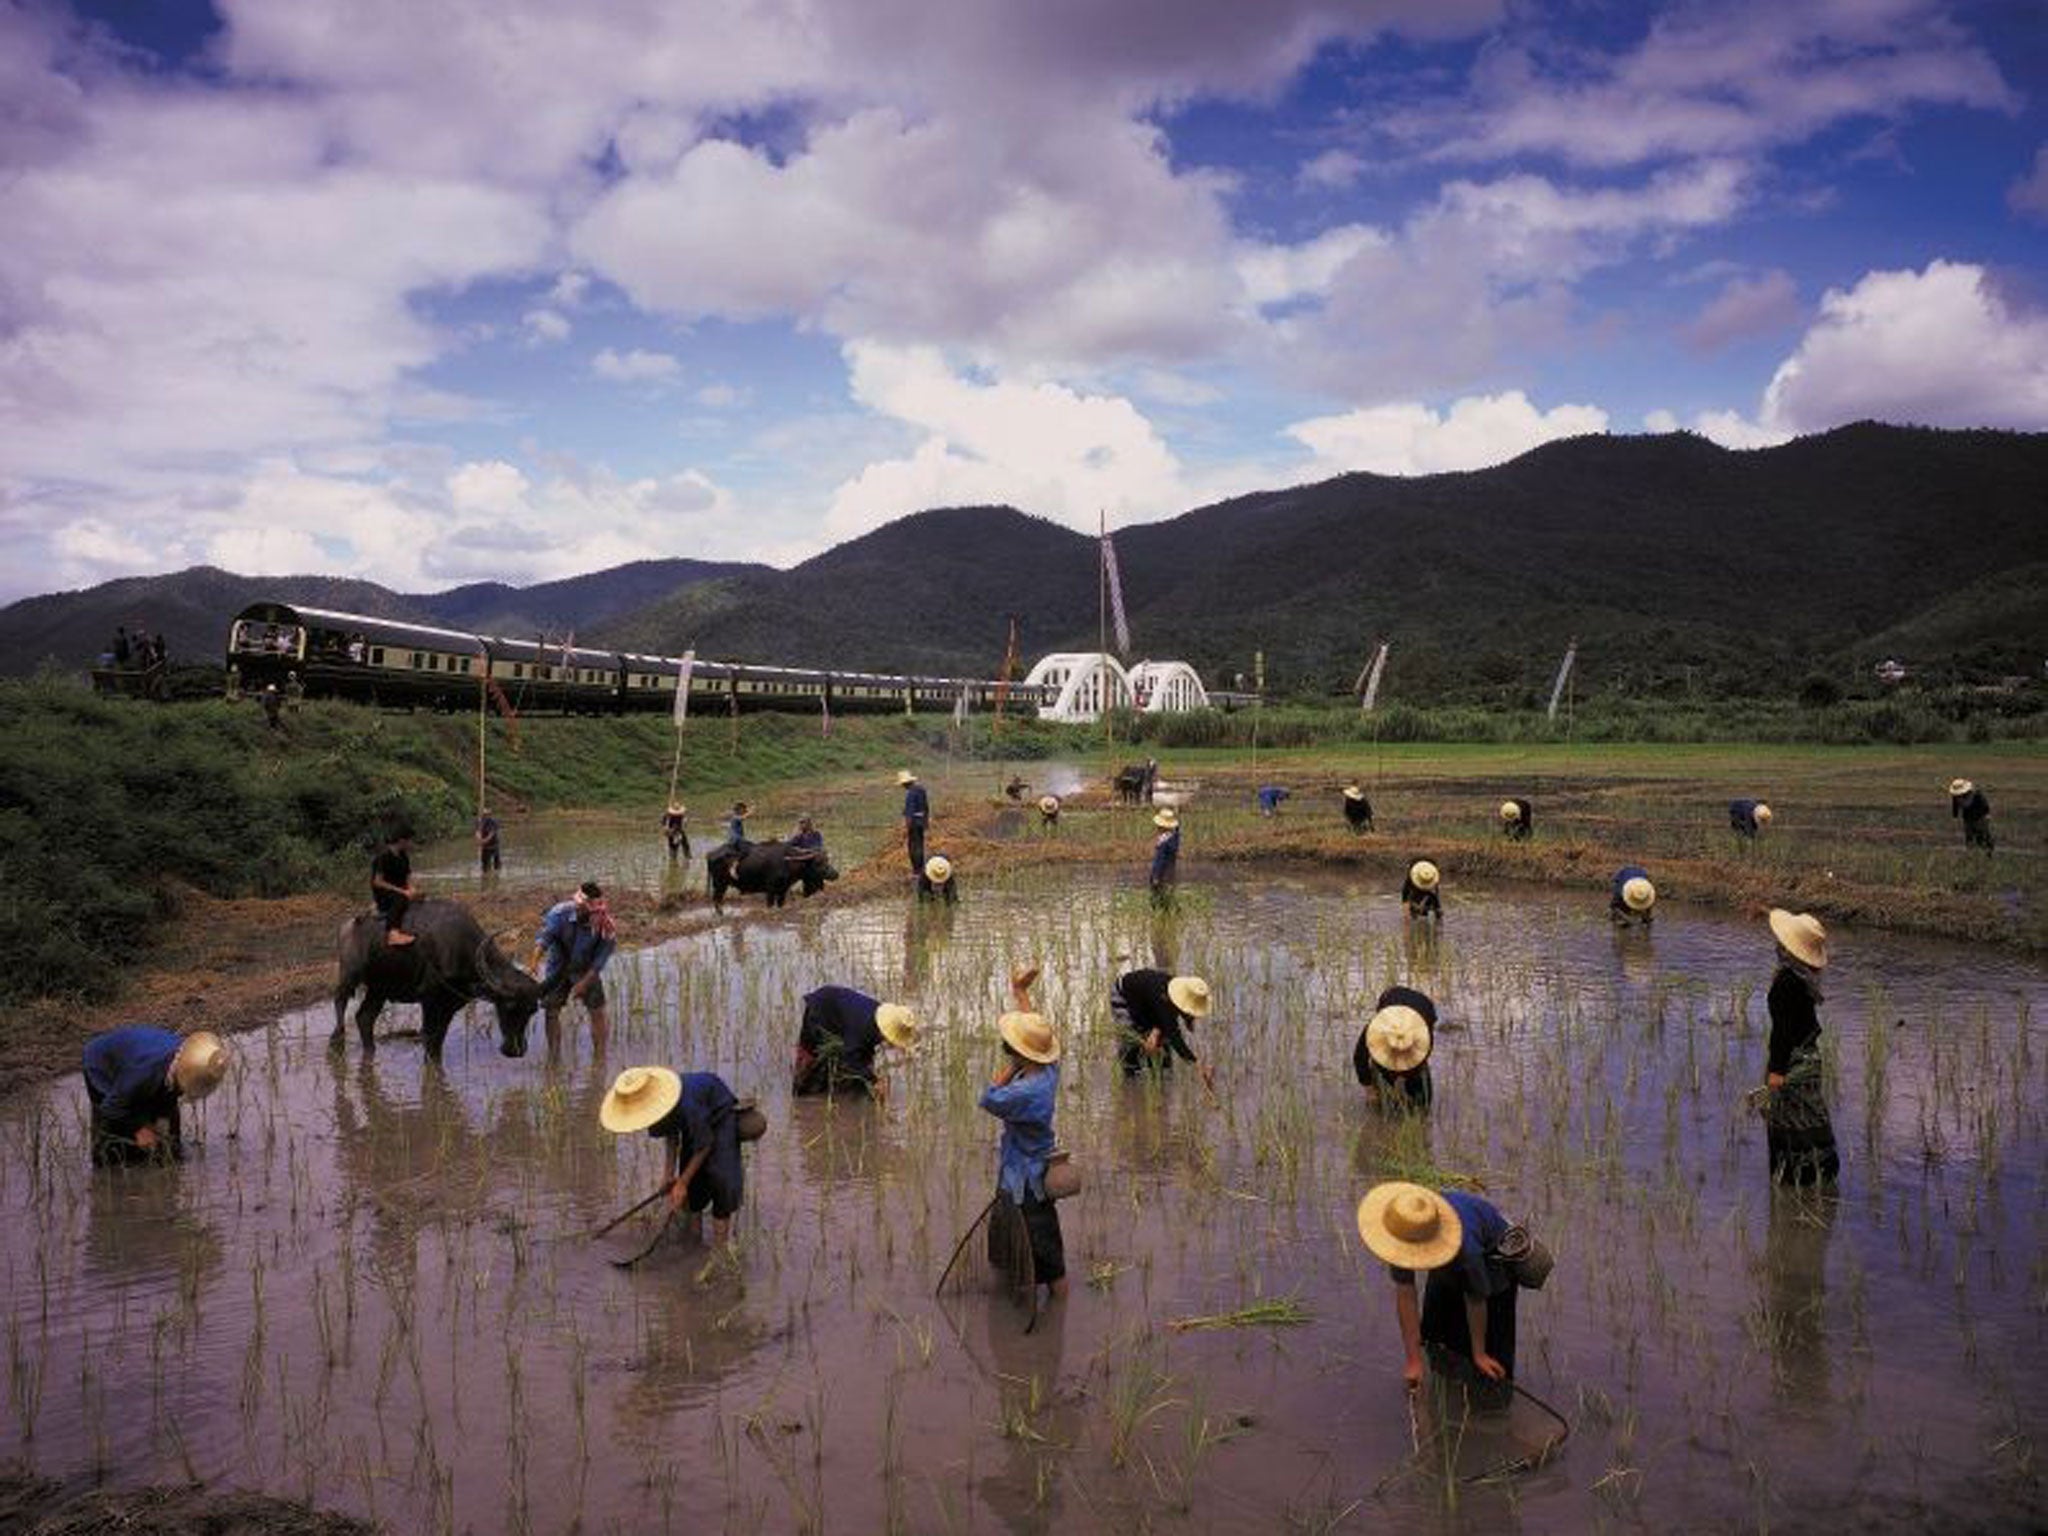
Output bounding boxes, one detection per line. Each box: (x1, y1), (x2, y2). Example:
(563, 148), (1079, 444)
(1365, 1005), (1433, 1073)
(1408, 859), (1439, 890)
(875, 1003), (918, 1051)
(1499, 800), (1521, 822)
(897, 769), (918, 785)
(1753, 803), (1773, 824)
(924, 855), (953, 884)
(1768, 908), (1828, 970)
(1153, 808), (1179, 829)
(171, 1032), (229, 1100)
(1343, 784), (1366, 801)
(1948, 778), (1974, 797)
(1167, 975), (1212, 1018)
(667, 801), (685, 815)
(1038, 795), (1059, 814)
(1357, 1182), (1463, 1270)
(1622, 876), (1657, 912)
(998, 1010), (1061, 1064)
(600, 1066), (682, 1134)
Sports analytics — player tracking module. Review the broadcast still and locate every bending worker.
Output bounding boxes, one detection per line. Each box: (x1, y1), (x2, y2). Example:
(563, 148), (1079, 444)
(1729, 798), (1772, 840)
(920, 854), (958, 904)
(600, 1067), (764, 1249)
(1111, 969), (1215, 1092)
(532, 881), (617, 1058)
(1360, 1181), (1523, 1407)
(82, 1026), (230, 1166)
(1354, 986), (1434, 1111)
(1610, 867), (1656, 926)
(1257, 784), (1290, 816)
(1342, 783), (1374, 834)
(1499, 798), (1532, 840)
(793, 986), (917, 1098)
(1948, 778), (1993, 850)
(1402, 860), (1442, 920)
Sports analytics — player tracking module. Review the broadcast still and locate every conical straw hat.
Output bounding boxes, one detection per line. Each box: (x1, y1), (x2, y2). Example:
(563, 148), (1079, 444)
(875, 1003), (918, 1051)
(924, 855), (952, 884)
(171, 1032), (229, 1100)
(1767, 908), (1827, 969)
(1500, 800), (1521, 822)
(1357, 1182), (1462, 1269)
(998, 1011), (1060, 1064)
(1408, 860), (1439, 891)
(600, 1067), (682, 1134)
(1365, 1005), (1432, 1073)
(1622, 876), (1656, 912)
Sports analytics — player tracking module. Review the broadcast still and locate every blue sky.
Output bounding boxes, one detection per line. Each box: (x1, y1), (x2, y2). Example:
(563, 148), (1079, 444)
(1, 0), (2043, 600)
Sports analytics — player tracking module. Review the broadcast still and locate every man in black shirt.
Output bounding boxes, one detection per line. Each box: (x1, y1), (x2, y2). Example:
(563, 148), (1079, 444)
(1111, 969), (1215, 1091)
(792, 986), (917, 1097)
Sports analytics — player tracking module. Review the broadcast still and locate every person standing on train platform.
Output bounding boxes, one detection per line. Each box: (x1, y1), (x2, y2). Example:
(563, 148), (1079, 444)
(900, 770), (930, 876)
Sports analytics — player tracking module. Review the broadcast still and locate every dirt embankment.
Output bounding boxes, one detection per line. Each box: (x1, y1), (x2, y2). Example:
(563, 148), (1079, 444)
(0, 1471), (376, 1536)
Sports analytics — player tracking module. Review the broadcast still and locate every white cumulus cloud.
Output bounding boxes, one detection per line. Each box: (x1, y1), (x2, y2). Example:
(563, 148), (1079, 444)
(591, 347), (681, 383)
(1286, 391), (1608, 476)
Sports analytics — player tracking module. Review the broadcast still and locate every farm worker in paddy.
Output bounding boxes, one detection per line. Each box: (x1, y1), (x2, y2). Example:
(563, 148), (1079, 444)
(1401, 859), (1442, 920)
(791, 986), (918, 1099)
(1354, 986), (1435, 1111)
(1948, 778), (1993, 850)
(1499, 798), (1532, 840)
(979, 966), (1068, 1303)
(1360, 1181), (1524, 1408)
(899, 769), (930, 876)
(1148, 807), (1181, 905)
(1111, 969), (1216, 1093)
(81, 1026), (229, 1166)
(530, 881), (617, 1059)
(600, 1068), (766, 1249)
(1729, 798), (1772, 840)
(1610, 867), (1656, 926)
(1758, 909), (1839, 1188)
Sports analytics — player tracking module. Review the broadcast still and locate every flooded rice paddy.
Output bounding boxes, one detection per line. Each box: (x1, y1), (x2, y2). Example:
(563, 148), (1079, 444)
(3, 867), (2044, 1534)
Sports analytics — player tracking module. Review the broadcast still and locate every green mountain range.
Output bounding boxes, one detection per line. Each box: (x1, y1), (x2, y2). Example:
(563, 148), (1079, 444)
(5, 424), (2043, 699)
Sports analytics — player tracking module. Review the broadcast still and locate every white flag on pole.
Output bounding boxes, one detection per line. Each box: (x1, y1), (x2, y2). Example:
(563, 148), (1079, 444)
(1101, 532), (1132, 656)
(1546, 642), (1577, 721)
(672, 649), (696, 725)
(1361, 642), (1389, 713)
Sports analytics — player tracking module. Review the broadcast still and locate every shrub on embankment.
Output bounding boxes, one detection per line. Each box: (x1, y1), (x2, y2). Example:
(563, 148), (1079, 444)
(1127, 690), (2046, 750)
(0, 680), (1080, 1005)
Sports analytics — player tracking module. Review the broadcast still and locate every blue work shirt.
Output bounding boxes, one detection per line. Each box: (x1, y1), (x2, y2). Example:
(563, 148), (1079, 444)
(1149, 827), (1181, 884)
(647, 1072), (737, 1156)
(82, 1026), (183, 1133)
(903, 784), (929, 823)
(726, 815), (747, 843)
(535, 901), (616, 982)
(1257, 785), (1289, 813)
(979, 1062), (1059, 1202)
(1387, 1188), (1512, 1299)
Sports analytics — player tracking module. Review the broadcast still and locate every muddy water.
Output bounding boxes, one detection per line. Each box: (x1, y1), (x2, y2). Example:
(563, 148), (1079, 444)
(4, 870), (2045, 1534)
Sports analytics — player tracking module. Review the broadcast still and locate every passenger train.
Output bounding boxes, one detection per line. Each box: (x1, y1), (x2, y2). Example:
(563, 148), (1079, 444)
(224, 601), (1056, 715)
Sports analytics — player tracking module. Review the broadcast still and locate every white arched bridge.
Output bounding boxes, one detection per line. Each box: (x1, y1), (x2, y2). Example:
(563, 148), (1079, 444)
(1022, 653), (1213, 723)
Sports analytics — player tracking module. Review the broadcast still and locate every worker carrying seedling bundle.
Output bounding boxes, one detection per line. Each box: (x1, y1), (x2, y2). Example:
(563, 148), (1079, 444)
(1111, 969), (1215, 1093)
(1728, 798), (1772, 840)
(792, 986), (917, 1099)
(1609, 867), (1656, 926)
(1948, 778), (1993, 851)
(978, 966), (1068, 1305)
(1499, 798), (1532, 840)
(599, 1068), (766, 1251)
(1360, 1181), (1548, 1411)
(82, 1026), (229, 1167)
(1402, 860), (1441, 920)
(1354, 986), (1434, 1111)
(1341, 783), (1374, 834)
(920, 854), (958, 903)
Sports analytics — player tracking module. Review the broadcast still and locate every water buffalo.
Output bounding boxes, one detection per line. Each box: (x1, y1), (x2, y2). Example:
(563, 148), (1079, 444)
(332, 899), (543, 1062)
(707, 840), (839, 912)
(1113, 759), (1159, 805)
